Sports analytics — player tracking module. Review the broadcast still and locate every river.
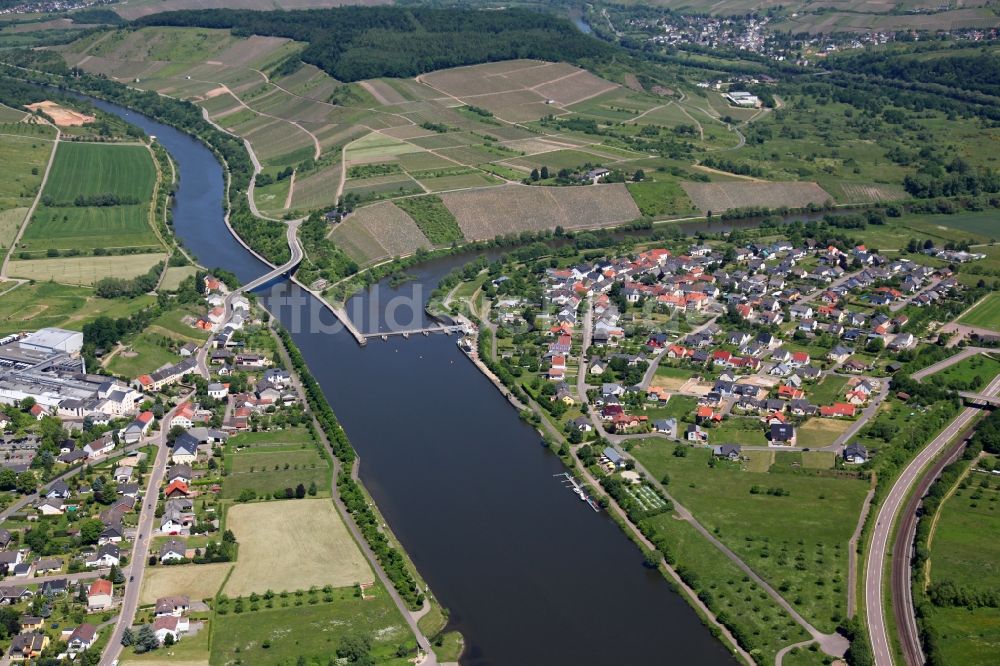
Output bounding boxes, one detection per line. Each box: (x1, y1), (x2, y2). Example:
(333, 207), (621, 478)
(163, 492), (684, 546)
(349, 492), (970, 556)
(87, 96), (737, 665)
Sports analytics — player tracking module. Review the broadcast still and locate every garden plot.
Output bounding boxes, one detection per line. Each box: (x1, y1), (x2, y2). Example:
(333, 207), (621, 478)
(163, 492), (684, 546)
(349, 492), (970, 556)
(626, 484), (668, 512)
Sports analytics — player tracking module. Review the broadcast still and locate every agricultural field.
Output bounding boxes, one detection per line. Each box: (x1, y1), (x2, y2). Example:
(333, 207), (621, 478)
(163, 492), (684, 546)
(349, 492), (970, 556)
(440, 183), (641, 239)
(681, 181), (832, 214)
(223, 499), (372, 595)
(632, 441), (869, 632)
(211, 584), (414, 666)
(328, 201), (431, 265)
(221, 445), (331, 500)
(40, 142), (155, 202)
(958, 294), (1000, 332)
(7, 253), (166, 286)
(139, 561), (231, 605)
(19, 142), (159, 256)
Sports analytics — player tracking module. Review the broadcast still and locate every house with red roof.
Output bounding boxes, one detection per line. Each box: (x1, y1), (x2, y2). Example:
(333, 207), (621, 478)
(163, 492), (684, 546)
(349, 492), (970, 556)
(163, 481), (190, 499)
(87, 579), (113, 611)
(820, 402), (856, 418)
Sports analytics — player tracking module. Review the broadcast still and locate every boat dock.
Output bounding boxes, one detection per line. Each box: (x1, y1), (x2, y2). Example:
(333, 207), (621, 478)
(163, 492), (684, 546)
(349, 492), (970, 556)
(555, 473), (600, 512)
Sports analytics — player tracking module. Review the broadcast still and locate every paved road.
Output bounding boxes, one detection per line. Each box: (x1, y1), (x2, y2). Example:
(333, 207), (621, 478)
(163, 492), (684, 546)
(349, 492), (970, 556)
(890, 278), (941, 313)
(640, 313), (720, 390)
(0, 442), (150, 524)
(910, 347), (991, 381)
(865, 372), (1000, 666)
(891, 426), (973, 666)
(100, 394), (192, 666)
(828, 382), (890, 452)
(575, 297), (592, 401)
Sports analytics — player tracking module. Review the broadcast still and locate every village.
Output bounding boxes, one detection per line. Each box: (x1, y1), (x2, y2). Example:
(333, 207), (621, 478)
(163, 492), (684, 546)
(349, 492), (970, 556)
(477, 229), (980, 487)
(0, 272), (317, 661)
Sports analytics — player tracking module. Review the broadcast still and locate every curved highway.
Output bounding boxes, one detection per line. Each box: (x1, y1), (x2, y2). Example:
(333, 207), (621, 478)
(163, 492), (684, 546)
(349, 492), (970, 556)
(865, 372), (1000, 665)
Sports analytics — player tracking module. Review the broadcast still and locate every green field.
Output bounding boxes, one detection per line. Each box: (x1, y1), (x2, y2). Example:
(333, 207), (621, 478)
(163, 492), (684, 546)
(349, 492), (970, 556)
(643, 504), (811, 662)
(229, 427), (315, 448)
(626, 179), (697, 218)
(149, 305), (211, 342)
(210, 585), (415, 666)
(394, 195), (464, 245)
(20, 204), (157, 253)
(808, 375), (850, 406)
(0, 282), (154, 336)
(42, 142), (155, 202)
(928, 353), (1000, 392)
(923, 457), (1000, 665)
(222, 446), (331, 499)
(711, 416), (768, 446)
(0, 130), (53, 202)
(632, 442), (869, 631)
(924, 605), (1000, 666)
(930, 466), (1000, 591)
(959, 293), (1000, 332)
(21, 141), (159, 255)
(105, 332), (180, 378)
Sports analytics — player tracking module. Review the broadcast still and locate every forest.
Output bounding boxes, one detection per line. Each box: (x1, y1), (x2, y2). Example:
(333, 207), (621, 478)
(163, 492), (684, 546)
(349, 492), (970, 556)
(134, 6), (612, 81)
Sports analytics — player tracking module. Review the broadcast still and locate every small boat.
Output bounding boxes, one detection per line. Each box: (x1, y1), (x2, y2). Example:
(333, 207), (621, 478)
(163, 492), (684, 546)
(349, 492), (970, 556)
(574, 487), (586, 500)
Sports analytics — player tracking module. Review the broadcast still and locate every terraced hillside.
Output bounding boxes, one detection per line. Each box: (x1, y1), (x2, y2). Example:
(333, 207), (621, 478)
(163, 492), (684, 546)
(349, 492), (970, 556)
(55, 22), (837, 272)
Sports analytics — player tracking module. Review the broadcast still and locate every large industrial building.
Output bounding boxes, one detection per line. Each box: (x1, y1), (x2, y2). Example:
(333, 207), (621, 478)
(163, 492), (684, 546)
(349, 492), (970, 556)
(0, 328), (142, 420)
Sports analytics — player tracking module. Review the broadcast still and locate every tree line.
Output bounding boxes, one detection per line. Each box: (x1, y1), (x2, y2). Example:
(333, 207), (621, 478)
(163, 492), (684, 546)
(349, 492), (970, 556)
(134, 6), (613, 82)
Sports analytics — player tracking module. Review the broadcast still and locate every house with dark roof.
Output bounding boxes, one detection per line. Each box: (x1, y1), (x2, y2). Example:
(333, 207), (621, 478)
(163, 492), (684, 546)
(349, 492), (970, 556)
(770, 423), (796, 446)
(159, 539), (187, 563)
(844, 443), (868, 464)
(712, 444), (742, 460)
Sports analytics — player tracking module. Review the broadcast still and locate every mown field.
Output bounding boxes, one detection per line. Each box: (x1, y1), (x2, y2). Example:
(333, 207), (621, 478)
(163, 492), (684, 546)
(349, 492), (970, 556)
(631, 441), (869, 632)
(41, 142), (155, 201)
(7, 253), (166, 286)
(223, 499), (372, 595)
(959, 293), (1000, 332)
(106, 331), (180, 378)
(139, 561), (231, 605)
